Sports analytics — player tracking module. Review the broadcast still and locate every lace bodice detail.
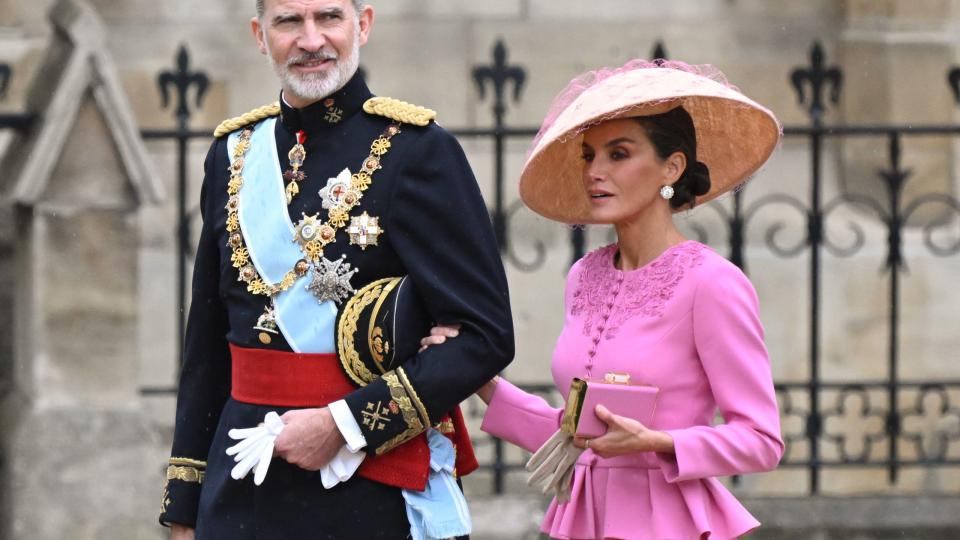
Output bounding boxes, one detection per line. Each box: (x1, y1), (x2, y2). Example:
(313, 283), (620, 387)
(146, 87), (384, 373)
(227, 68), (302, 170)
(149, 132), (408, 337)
(570, 241), (706, 339)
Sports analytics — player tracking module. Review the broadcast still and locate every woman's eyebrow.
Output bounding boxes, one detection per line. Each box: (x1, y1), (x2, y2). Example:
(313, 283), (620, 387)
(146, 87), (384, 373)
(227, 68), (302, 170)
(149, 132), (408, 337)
(603, 137), (635, 148)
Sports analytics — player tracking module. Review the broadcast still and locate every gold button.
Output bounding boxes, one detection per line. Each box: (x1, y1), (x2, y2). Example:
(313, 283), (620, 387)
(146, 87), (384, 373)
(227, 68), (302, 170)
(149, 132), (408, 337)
(258, 332), (272, 345)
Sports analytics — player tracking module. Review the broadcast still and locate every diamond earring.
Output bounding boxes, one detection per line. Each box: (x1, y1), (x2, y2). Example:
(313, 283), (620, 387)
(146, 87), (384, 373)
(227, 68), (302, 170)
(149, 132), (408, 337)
(660, 185), (675, 200)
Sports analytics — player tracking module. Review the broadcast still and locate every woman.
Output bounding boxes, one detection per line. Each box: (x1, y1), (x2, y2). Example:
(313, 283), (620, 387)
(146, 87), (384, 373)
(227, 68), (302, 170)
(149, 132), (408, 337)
(426, 60), (783, 540)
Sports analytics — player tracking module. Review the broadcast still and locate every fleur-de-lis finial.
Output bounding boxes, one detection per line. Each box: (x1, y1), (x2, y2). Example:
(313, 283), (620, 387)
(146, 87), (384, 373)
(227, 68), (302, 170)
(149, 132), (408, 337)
(158, 45), (210, 124)
(948, 66), (960, 105)
(651, 41), (669, 62)
(472, 40), (526, 122)
(790, 41), (843, 123)
(0, 63), (11, 100)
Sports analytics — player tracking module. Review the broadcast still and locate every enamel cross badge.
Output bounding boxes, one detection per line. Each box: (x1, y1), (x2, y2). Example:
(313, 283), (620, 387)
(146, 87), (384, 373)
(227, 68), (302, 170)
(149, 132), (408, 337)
(318, 168), (353, 210)
(347, 212), (382, 250)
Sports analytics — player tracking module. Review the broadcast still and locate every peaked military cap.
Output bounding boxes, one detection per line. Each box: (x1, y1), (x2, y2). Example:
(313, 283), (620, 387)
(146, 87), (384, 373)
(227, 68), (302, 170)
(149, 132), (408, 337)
(336, 276), (431, 387)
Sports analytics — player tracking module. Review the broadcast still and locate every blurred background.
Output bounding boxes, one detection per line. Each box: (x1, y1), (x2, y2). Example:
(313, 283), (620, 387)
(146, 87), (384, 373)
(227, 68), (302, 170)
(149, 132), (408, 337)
(1, 0), (959, 538)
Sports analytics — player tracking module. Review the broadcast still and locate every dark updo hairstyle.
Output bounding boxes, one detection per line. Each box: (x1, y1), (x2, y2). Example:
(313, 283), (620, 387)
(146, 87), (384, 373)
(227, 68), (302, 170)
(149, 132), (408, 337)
(632, 106), (711, 210)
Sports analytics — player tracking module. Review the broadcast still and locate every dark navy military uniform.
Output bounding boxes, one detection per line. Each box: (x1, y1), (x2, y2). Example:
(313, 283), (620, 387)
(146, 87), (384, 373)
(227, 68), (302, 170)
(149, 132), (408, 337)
(159, 73), (514, 539)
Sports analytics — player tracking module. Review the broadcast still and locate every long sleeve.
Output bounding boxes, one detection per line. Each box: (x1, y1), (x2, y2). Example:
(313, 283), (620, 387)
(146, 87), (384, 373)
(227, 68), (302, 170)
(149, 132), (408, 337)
(343, 126), (515, 455)
(481, 379), (562, 453)
(658, 262), (784, 483)
(160, 139), (233, 527)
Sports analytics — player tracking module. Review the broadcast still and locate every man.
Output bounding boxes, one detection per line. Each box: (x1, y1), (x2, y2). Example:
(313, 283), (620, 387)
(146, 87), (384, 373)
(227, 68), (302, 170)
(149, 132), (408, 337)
(159, 1), (514, 538)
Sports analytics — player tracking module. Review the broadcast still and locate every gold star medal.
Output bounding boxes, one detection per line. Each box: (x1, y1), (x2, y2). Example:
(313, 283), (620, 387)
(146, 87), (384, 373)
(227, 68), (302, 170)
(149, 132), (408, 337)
(306, 255), (358, 304)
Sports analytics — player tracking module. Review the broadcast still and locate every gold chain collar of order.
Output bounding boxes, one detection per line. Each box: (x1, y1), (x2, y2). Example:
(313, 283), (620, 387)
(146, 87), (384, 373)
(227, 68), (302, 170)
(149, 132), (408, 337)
(224, 123), (402, 298)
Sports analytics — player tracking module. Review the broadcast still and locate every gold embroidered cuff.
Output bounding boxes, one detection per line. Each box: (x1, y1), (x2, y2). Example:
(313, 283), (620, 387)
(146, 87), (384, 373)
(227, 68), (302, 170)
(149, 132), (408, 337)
(397, 366), (430, 427)
(166, 465), (204, 484)
(436, 418), (455, 435)
(168, 457), (207, 469)
(376, 371), (427, 455)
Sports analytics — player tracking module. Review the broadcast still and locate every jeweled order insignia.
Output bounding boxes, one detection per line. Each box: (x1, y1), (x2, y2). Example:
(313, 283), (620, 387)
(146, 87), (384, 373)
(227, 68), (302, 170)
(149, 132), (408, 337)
(307, 254), (357, 304)
(318, 168), (352, 209)
(347, 212), (382, 250)
(254, 305), (279, 344)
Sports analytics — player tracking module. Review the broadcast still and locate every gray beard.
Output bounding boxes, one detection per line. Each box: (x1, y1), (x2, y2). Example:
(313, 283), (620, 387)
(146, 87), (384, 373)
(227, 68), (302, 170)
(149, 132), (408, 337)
(268, 34), (361, 104)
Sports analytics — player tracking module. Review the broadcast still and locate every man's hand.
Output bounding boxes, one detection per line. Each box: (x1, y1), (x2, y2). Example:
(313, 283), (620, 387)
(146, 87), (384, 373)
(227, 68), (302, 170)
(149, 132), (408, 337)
(274, 407), (345, 471)
(170, 524), (194, 540)
(573, 404), (674, 459)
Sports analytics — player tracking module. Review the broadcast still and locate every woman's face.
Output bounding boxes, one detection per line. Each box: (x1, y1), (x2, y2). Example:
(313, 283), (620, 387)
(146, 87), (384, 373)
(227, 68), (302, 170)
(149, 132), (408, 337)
(580, 118), (683, 224)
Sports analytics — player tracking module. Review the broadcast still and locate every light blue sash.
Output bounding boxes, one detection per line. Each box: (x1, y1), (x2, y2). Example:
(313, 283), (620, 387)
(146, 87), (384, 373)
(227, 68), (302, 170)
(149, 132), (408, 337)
(229, 120), (471, 537)
(228, 118), (336, 354)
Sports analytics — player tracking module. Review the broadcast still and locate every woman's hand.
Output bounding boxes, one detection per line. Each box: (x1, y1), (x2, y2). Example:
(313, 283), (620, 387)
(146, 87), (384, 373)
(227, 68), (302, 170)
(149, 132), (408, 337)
(417, 324), (499, 405)
(475, 376), (499, 404)
(170, 524), (195, 540)
(418, 324), (461, 352)
(573, 404), (674, 458)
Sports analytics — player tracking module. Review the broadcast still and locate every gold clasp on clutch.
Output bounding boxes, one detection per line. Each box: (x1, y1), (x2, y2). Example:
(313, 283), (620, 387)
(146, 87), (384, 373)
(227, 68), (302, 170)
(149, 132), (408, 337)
(560, 378), (588, 436)
(603, 372), (631, 385)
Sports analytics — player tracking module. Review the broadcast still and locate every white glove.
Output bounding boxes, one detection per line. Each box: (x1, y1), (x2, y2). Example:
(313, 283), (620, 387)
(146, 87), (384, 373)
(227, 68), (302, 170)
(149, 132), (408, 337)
(226, 411), (285, 486)
(525, 429), (583, 503)
(319, 445), (366, 489)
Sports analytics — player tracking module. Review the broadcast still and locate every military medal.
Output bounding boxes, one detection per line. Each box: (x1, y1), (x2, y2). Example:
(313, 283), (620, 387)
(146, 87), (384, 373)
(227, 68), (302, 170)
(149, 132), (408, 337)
(283, 130), (307, 204)
(318, 168), (352, 209)
(307, 254), (358, 304)
(254, 304), (279, 344)
(347, 212), (382, 250)
(225, 123), (402, 336)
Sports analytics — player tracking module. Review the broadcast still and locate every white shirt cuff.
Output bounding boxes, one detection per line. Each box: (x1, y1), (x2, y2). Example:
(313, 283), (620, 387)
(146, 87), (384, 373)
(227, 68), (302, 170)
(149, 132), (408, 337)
(329, 399), (367, 452)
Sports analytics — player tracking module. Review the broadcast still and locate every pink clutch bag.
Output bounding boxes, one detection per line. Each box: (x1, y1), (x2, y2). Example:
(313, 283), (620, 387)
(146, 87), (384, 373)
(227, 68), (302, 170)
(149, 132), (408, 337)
(560, 373), (659, 438)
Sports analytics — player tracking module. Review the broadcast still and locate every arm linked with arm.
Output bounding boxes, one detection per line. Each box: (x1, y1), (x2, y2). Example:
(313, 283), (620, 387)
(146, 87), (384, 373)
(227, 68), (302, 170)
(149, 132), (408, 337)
(343, 127), (515, 455)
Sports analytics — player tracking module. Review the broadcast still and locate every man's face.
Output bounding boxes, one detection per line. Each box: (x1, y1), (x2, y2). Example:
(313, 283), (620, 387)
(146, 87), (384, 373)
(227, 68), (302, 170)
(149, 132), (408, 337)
(252, 0), (374, 108)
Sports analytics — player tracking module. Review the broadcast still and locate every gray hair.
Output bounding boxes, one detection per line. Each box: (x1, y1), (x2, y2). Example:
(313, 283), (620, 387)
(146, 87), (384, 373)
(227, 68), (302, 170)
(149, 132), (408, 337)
(256, 1), (366, 18)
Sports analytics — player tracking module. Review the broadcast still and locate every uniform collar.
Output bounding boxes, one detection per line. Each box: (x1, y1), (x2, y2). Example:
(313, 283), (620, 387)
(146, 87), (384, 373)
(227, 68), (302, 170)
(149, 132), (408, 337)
(278, 72), (372, 135)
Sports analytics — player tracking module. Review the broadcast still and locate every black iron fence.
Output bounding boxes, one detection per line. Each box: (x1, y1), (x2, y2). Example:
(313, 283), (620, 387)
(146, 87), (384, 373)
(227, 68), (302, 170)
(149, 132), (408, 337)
(2, 38), (959, 496)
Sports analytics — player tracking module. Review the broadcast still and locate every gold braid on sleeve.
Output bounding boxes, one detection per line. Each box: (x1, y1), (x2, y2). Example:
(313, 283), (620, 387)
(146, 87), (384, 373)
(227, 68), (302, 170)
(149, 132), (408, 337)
(363, 97), (437, 127)
(165, 456), (206, 484)
(375, 371), (427, 455)
(213, 102), (282, 138)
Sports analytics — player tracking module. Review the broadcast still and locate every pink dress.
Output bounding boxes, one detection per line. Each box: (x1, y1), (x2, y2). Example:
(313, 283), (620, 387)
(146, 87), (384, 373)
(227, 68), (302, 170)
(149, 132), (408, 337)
(481, 241), (784, 540)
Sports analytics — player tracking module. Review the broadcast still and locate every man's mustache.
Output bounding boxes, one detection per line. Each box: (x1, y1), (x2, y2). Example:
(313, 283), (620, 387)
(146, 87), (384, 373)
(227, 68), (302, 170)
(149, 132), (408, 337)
(286, 51), (338, 67)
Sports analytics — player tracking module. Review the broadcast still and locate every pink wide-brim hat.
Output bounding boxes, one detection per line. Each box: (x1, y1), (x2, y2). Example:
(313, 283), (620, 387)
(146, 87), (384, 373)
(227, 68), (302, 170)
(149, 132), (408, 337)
(519, 60), (782, 224)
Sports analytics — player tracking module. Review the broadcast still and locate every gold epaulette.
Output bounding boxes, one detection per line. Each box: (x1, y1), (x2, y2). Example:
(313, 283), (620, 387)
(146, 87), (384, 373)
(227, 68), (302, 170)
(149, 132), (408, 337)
(213, 102), (282, 138)
(363, 97), (437, 127)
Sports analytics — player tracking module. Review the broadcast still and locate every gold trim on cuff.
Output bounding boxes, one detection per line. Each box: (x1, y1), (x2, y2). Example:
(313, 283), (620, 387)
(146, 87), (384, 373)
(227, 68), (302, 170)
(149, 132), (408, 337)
(169, 456), (207, 468)
(436, 418), (455, 435)
(397, 366), (430, 427)
(166, 465), (205, 484)
(376, 371), (426, 455)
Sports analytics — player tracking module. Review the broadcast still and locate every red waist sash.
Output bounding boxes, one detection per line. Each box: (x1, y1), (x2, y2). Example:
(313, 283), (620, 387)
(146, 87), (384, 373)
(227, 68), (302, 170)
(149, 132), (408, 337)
(229, 344), (478, 491)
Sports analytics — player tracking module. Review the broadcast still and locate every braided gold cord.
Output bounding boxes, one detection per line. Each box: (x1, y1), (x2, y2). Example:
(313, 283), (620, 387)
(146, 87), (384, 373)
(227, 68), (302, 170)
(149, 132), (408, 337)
(214, 102), (282, 138)
(363, 97), (436, 127)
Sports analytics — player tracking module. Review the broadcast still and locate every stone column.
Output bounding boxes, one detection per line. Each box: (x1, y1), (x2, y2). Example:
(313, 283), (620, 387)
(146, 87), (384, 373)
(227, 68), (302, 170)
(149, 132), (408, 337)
(0, 1), (165, 538)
